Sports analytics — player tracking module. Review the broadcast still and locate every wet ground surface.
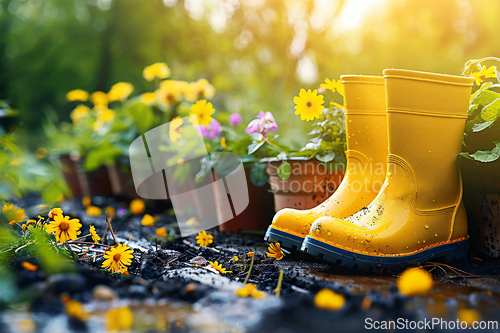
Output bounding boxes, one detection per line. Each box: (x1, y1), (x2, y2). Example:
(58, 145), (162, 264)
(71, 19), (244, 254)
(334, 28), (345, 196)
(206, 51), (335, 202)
(3, 195), (500, 332)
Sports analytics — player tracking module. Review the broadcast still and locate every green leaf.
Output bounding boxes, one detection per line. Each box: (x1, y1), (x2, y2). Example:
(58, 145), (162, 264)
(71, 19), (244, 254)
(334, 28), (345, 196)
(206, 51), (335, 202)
(83, 141), (121, 171)
(290, 149), (316, 159)
(250, 162), (269, 187)
(472, 89), (500, 107)
(480, 98), (500, 122)
(469, 146), (500, 163)
(316, 152), (335, 162)
(458, 152), (474, 161)
(472, 120), (495, 132)
(277, 160), (291, 181)
(125, 102), (156, 134)
(470, 82), (493, 103)
(248, 140), (265, 155)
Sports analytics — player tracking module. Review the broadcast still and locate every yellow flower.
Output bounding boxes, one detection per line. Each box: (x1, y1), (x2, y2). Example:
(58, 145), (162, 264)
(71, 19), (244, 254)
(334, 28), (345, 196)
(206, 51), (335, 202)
(130, 198), (145, 215)
(119, 266), (129, 275)
(107, 82), (134, 102)
(397, 267), (433, 296)
(233, 256), (239, 262)
(220, 137), (227, 149)
(320, 78), (344, 96)
(45, 214), (82, 243)
(106, 306), (134, 331)
(66, 89), (89, 102)
(266, 243), (284, 260)
(247, 252), (255, 258)
(361, 296), (372, 310)
(169, 117), (183, 143)
(184, 79), (215, 101)
(48, 207), (63, 219)
(141, 214), (155, 226)
(141, 92), (157, 105)
(65, 299), (90, 322)
(457, 309), (481, 326)
(106, 206), (116, 218)
(471, 65), (497, 86)
(190, 100), (215, 126)
(143, 62), (171, 81)
(320, 78), (337, 92)
(293, 89), (325, 121)
(208, 261), (232, 274)
(35, 147), (48, 158)
(157, 80), (184, 106)
(70, 105), (90, 122)
(101, 244), (134, 273)
(90, 91), (108, 107)
(21, 261), (38, 271)
(196, 230), (213, 247)
(93, 107), (115, 131)
(314, 289), (346, 311)
(187, 216), (199, 227)
(2, 204), (27, 224)
(155, 227), (168, 238)
(22, 219), (36, 231)
(86, 205), (102, 216)
(235, 284), (265, 298)
(89, 225), (100, 243)
(82, 196), (91, 207)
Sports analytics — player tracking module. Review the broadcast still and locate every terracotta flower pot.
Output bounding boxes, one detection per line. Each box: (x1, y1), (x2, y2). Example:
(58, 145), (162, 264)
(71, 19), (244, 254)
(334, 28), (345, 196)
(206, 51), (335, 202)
(59, 154), (83, 197)
(265, 158), (345, 211)
(462, 127), (500, 258)
(214, 167), (275, 233)
(77, 161), (114, 197)
(106, 161), (139, 199)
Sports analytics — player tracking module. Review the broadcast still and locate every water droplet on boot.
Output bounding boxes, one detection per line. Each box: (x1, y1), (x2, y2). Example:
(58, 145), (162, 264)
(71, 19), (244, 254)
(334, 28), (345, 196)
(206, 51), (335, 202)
(347, 233), (350, 237)
(327, 232), (331, 236)
(354, 237), (358, 240)
(423, 240), (426, 243)
(435, 234), (438, 237)
(425, 224), (429, 229)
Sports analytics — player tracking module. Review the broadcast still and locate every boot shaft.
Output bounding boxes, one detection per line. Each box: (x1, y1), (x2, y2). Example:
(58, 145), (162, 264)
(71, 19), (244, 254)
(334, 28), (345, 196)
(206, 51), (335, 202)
(342, 75), (388, 175)
(383, 69), (474, 209)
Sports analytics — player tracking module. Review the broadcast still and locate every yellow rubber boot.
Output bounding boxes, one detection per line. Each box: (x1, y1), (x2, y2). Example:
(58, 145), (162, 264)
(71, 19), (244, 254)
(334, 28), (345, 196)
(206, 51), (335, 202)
(302, 69), (474, 271)
(265, 76), (387, 250)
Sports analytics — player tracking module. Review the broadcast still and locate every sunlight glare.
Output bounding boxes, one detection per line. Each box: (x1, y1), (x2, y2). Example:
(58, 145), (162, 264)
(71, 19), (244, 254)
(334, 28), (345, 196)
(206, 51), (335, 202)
(339, 0), (387, 30)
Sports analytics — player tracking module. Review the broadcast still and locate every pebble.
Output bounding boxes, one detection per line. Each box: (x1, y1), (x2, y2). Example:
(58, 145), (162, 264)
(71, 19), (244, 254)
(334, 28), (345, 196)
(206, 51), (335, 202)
(92, 285), (118, 302)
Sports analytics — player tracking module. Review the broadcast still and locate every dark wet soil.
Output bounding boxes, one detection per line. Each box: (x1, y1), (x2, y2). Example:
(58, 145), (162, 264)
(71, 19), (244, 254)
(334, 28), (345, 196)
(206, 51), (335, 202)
(3, 194), (500, 332)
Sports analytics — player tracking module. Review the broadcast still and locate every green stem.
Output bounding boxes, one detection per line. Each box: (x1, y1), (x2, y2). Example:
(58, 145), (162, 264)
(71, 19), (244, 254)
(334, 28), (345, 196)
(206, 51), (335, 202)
(73, 233), (91, 241)
(263, 138), (289, 158)
(275, 269), (284, 298)
(243, 256), (255, 284)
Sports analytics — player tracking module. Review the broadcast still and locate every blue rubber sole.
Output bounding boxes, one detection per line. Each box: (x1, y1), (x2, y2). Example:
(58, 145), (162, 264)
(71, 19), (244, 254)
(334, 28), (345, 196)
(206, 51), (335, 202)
(301, 236), (469, 272)
(264, 226), (304, 251)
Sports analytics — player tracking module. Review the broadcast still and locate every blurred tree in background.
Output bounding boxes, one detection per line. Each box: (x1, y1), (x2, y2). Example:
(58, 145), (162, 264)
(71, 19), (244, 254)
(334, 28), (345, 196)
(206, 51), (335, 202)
(0, 0), (499, 148)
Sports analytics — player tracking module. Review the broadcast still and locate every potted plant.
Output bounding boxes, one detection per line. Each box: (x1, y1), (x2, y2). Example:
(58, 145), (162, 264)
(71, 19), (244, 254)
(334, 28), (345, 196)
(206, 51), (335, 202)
(262, 81), (347, 211)
(47, 62), (217, 199)
(195, 112), (279, 232)
(460, 57), (500, 258)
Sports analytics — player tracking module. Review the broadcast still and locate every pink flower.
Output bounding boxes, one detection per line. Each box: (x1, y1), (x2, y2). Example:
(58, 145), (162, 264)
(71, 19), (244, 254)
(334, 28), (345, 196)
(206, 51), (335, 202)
(200, 119), (222, 140)
(245, 111), (277, 136)
(229, 113), (243, 126)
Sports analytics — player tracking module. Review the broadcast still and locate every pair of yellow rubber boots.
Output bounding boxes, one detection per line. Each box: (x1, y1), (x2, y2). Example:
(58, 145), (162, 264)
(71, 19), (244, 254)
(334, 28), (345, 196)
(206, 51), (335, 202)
(265, 69), (474, 271)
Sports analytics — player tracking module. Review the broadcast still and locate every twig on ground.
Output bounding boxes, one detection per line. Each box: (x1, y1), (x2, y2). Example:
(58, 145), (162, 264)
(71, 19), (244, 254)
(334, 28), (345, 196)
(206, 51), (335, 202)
(183, 239), (220, 253)
(106, 215), (118, 245)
